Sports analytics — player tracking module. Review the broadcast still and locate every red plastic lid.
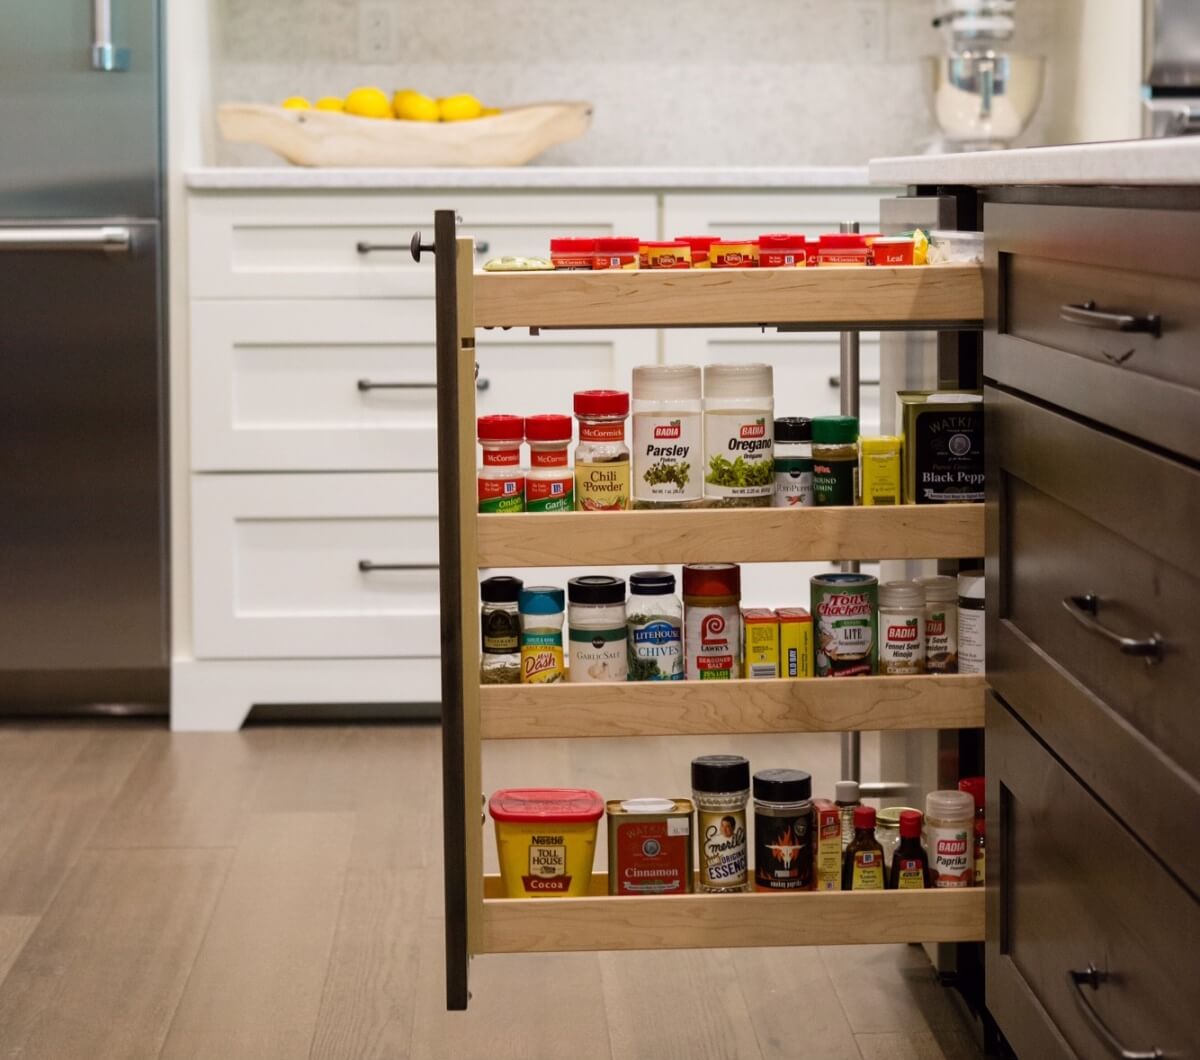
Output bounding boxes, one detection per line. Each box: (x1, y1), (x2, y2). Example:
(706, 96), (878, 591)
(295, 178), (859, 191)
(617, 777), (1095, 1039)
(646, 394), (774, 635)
(550, 237), (596, 253)
(595, 236), (639, 253)
(853, 805), (876, 829)
(682, 563), (740, 597)
(958, 776), (985, 809)
(574, 389), (629, 416)
(641, 240), (689, 249)
(899, 809), (923, 838)
(759, 232), (806, 249)
(524, 413), (572, 442)
(819, 233), (869, 250)
(676, 235), (719, 249)
(489, 787), (604, 823)
(477, 414), (524, 442)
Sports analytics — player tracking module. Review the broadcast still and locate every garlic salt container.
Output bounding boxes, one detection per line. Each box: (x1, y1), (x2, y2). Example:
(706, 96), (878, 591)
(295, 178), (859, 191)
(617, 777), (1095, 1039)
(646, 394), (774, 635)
(489, 788), (604, 898)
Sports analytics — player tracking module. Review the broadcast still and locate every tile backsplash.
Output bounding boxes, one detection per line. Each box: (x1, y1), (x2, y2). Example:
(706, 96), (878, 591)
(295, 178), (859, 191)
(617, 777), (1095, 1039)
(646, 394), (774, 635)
(214, 0), (1062, 167)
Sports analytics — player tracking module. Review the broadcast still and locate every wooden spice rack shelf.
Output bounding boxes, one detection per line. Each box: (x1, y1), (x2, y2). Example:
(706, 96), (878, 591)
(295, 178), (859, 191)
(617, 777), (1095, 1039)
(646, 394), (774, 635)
(481, 674), (986, 741)
(478, 504), (984, 567)
(429, 214), (988, 1009)
(478, 878), (984, 953)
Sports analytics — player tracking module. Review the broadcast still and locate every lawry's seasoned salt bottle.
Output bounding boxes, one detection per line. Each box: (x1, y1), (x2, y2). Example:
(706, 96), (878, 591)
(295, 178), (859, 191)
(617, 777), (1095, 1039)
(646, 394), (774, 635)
(632, 365), (702, 509)
(703, 364), (774, 508)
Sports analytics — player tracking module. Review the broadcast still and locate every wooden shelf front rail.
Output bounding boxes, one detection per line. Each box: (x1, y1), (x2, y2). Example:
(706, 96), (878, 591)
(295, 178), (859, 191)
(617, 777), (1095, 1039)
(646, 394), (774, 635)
(472, 264), (984, 331)
(477, 504), (984, 567)
(480, 673), (985, 740)
(479, 875), (984, 953)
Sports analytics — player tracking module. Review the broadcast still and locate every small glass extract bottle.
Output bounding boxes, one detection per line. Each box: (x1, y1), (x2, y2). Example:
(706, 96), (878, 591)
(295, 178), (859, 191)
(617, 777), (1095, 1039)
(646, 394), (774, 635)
(842, 805), (886, 891)
(888, 810), (932, 890)
(480, 576), (522, 685)
(835, 779), (860, 851)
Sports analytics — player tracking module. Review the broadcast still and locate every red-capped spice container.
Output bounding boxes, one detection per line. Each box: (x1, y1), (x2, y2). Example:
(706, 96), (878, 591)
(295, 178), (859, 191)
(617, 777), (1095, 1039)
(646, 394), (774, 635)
(524, 414), (574, 513)
(682, 562), (741, 680)
(607, 797), (694, 895)
(574, 389), (630, 511)
(677, 235), (718, 269)
(818, 233), (872, 267)
(871, 236), (916, 266)
(594, 236), (640, 270)
(639, 240), (692, 269)
(477, 414), (524, 514)
(550, 237), (596, 270)
(758, 233), (807, 268)
(709, 240), (759, 268)
(490, 788), (604, 898)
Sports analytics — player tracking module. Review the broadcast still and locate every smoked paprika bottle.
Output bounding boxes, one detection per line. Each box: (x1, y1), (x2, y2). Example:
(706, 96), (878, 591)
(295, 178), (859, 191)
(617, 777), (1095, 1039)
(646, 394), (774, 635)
(841, 805), (886, 891)
(888, 810), (932, 890)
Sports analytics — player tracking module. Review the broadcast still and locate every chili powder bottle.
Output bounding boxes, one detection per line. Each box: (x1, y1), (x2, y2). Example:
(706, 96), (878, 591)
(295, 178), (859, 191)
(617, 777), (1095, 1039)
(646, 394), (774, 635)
(888, 810), (932, 890)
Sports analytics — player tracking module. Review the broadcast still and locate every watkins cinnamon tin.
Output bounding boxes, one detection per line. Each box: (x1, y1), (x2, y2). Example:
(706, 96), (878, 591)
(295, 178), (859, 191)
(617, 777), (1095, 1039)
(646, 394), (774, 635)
(606, 798), (694, 896)
(811, 573), (878, 677)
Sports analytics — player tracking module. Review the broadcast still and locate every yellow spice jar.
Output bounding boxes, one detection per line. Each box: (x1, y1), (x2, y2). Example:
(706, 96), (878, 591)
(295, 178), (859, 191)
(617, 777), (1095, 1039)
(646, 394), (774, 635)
(489, 788), (604, 898)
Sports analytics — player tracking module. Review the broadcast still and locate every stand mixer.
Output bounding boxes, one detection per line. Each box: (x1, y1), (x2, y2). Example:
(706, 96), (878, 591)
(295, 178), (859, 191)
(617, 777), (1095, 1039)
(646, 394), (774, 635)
(928, 0), (1044, 150)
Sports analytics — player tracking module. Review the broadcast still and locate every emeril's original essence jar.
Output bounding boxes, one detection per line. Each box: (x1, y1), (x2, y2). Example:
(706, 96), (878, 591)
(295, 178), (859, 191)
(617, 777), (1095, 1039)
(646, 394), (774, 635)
(692, 754), (750, 893)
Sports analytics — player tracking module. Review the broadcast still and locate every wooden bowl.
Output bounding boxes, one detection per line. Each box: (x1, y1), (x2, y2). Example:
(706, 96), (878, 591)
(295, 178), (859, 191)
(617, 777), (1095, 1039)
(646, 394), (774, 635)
(217, 101), (593, 168)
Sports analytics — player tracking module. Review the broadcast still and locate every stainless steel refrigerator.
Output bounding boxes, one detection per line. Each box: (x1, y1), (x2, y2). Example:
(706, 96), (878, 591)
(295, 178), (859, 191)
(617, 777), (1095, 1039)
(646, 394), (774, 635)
(0, 1), (168, 709)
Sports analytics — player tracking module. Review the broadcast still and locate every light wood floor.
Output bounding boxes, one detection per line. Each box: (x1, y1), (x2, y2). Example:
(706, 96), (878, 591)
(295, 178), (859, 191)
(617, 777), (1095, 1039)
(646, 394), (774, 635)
(0, 721), (983, 1060)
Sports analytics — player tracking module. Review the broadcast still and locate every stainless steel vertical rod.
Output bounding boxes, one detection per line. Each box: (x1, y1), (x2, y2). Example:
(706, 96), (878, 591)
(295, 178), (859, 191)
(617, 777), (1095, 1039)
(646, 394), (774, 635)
(838, 221), (862, 783)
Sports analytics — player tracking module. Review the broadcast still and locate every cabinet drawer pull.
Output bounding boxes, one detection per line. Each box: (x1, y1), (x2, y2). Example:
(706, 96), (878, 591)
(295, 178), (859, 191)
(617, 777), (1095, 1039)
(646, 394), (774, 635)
(359, 560), (439, 573)
(1069, 965), (1163, 1059)
(357, 379), (437, 391)
(1062, 594), (1163, 664)
(1060, 301), (1161, 337)
(356, 241), (409, 255)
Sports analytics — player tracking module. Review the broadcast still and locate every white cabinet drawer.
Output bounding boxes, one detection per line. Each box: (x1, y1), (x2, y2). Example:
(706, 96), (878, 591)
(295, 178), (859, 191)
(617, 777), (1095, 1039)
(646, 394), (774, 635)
(190, 299), (656, 472)
(191, 473), (440, 659)
(189, 191), (658, 299)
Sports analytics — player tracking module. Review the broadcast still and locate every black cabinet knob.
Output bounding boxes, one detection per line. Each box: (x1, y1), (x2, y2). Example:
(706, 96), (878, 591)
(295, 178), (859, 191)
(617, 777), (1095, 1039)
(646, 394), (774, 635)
(410, 231), (436, 262)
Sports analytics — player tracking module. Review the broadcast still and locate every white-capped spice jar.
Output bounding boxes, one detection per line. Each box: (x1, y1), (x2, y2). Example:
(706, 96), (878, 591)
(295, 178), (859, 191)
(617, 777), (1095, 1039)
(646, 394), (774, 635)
(925, 789), (975, 888)
(917, 575), (958, 674)
(703, 363), (774, 508)
(632, 364), (703, 509)
(567, 576), (628, 683)
(879, 581), (926, 675)
(957, 570), (985, 675)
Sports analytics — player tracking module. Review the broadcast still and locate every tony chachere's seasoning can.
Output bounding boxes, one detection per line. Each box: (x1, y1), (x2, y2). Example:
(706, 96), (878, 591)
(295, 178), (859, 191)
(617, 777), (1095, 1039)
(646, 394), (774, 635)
(607, 798), (694, 896)
(683, 563), (741, 680)
(627, 571), (684, 681)
(925, 789), (975, 888)
(519, 586), (565, 684)
(879, 580), (926, 675)
(574, 390), (630, 511)
(917, 575), (958, 674)
(742, 608), (780, 679)
(753, 769), (813, 891)
(489, 788), (603, 898)
(567, 575), (628, 683)
(776, 608), (814, 678)
(524, 414), (574, 513)
(812, 573), (878, 677)
(477, 415), (525, 514)
(692, 755), (750, 893)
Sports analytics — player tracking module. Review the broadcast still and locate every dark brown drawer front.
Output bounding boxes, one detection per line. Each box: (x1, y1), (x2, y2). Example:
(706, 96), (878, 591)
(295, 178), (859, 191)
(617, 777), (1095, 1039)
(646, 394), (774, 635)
(986, 694), (1200, 1060)
(987, 386), (1200, 885)
(986, 202), (1200, 463)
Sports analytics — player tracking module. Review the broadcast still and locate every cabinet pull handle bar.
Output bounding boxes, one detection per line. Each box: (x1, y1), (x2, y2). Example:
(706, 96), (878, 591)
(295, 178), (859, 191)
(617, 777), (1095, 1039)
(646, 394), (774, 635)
(1059, 301), (1161, 337)
(358, 561), (439, 573)
(1061, 594), (1163, 664)
(1069, 965), (1163, 1059)
(357, 378), (489, 392)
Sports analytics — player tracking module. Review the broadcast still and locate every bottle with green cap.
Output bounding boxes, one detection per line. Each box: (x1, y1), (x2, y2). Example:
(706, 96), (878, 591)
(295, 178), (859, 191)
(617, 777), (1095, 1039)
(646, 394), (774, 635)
(811, 415), (860, 506)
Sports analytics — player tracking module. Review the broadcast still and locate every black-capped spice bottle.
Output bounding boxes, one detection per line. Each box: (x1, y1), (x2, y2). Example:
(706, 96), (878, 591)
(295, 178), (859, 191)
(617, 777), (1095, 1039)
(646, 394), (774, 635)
(692, 754), (750, 893)
(888, 810), (932, 890)
(842, 805), (886, 891)
(753, 769), (813, 891)
(480, 576), (523, 684)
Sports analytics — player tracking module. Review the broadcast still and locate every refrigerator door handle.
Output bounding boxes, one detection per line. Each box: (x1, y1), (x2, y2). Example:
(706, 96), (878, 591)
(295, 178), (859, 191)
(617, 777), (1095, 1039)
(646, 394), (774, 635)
(0, 226), (132, 255)
(91, 0), (131, 72)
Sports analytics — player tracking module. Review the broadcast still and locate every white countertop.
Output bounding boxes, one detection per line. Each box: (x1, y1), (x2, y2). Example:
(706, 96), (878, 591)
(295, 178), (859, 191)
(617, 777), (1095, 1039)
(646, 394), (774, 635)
(869, 137), (1200, 187)
(186, 165), (871, 191)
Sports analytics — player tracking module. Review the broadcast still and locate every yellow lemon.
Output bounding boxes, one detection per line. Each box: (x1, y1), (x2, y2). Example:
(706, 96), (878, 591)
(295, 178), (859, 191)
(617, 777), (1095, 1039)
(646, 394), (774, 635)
(480, 106), (502, 117)
(314, 96), (345, 112)
(392, 89), (439, 122)
(438, 93), (484, 122)
(344, 86), (393, 120)
(281, 96), (311, 110)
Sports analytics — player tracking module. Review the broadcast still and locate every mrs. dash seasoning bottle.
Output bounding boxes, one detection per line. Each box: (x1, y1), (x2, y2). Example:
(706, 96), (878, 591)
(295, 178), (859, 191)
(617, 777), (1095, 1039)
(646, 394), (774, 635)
(692, 754), (750, 893)
(703, 364), (774, 508)
(632, 364), (703, 509)
(574, 390), (630, 512)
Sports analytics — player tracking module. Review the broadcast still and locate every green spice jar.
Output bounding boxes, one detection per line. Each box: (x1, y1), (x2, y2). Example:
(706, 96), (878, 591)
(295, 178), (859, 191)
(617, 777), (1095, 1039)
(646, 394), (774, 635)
(812, 416), (859, 507)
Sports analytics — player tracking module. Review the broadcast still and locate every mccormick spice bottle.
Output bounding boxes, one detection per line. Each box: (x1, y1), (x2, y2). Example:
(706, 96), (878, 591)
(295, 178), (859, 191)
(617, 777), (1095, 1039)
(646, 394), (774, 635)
(676, 235), (717, 268)
(753, 769), (813, 891)
(477, 415), (525, 514)
(692, 754), (750, 893)
(842, 805), (886, 890)
(524, 414), (574, 513)
(593, 236), (639, 270)
(888, 810), (932, 890)
(811, 416), (859, 507)
(549, 237), (596, 270)
(480, 575), (522, 685)
(574, 390), (630, 511)
(682, 563), (741, 680)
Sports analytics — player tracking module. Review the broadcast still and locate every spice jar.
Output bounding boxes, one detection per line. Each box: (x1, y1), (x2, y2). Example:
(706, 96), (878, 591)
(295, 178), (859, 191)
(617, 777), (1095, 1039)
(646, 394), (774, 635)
(811, 416), (859, 507)
(925, 789), (975, 888)
(773, 416), (813, 508)
(835, 780), (860, 851)
(889, 810), (933, 890)
(753, 768), (813, 891)
(567, 575), (628, 683)
(758, 233), (807, 268)
(708, 241), (759, 268)
(639, 240), (691, 269)
(860, 436), (902, 506)
(632, 365), (702, 510)
(627, 571), (684, 681)
(876, 805), (922, 869)
(958, 776), (986, 886)
(917, 575), (958, 674)
(677, 235), (717, 268)
(703, 363), (774, 508)
(593, 236), (639, 270)
(549, 237), (595, 270)
(957, 570), (985, 674)
(480, 575), (522, 685)
(477, 415), (525, 514)
(842, 805), (886, 890)
(692, 754), (750, 893)
(519, 586), (565, 684)
(879, 581), (926, 675)
(683, 563), (741, 680)
(574, 390), (630, 512)
(524, 414), (574, 513)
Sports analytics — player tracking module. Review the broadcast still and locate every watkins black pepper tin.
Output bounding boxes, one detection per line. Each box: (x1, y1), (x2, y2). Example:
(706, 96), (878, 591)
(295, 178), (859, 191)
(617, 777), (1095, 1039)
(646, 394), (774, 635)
(606, 798), (694, 896)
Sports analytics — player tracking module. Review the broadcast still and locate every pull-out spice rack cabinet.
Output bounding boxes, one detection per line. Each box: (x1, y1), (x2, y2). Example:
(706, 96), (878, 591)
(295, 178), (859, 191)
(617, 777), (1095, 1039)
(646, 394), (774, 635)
(425, 211), (988, 1010)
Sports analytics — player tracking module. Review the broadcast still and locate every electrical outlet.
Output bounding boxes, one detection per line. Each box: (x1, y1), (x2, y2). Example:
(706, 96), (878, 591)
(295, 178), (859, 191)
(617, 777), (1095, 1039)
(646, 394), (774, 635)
(358, 2), (399, 63)
(850, 0), (886, 61)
